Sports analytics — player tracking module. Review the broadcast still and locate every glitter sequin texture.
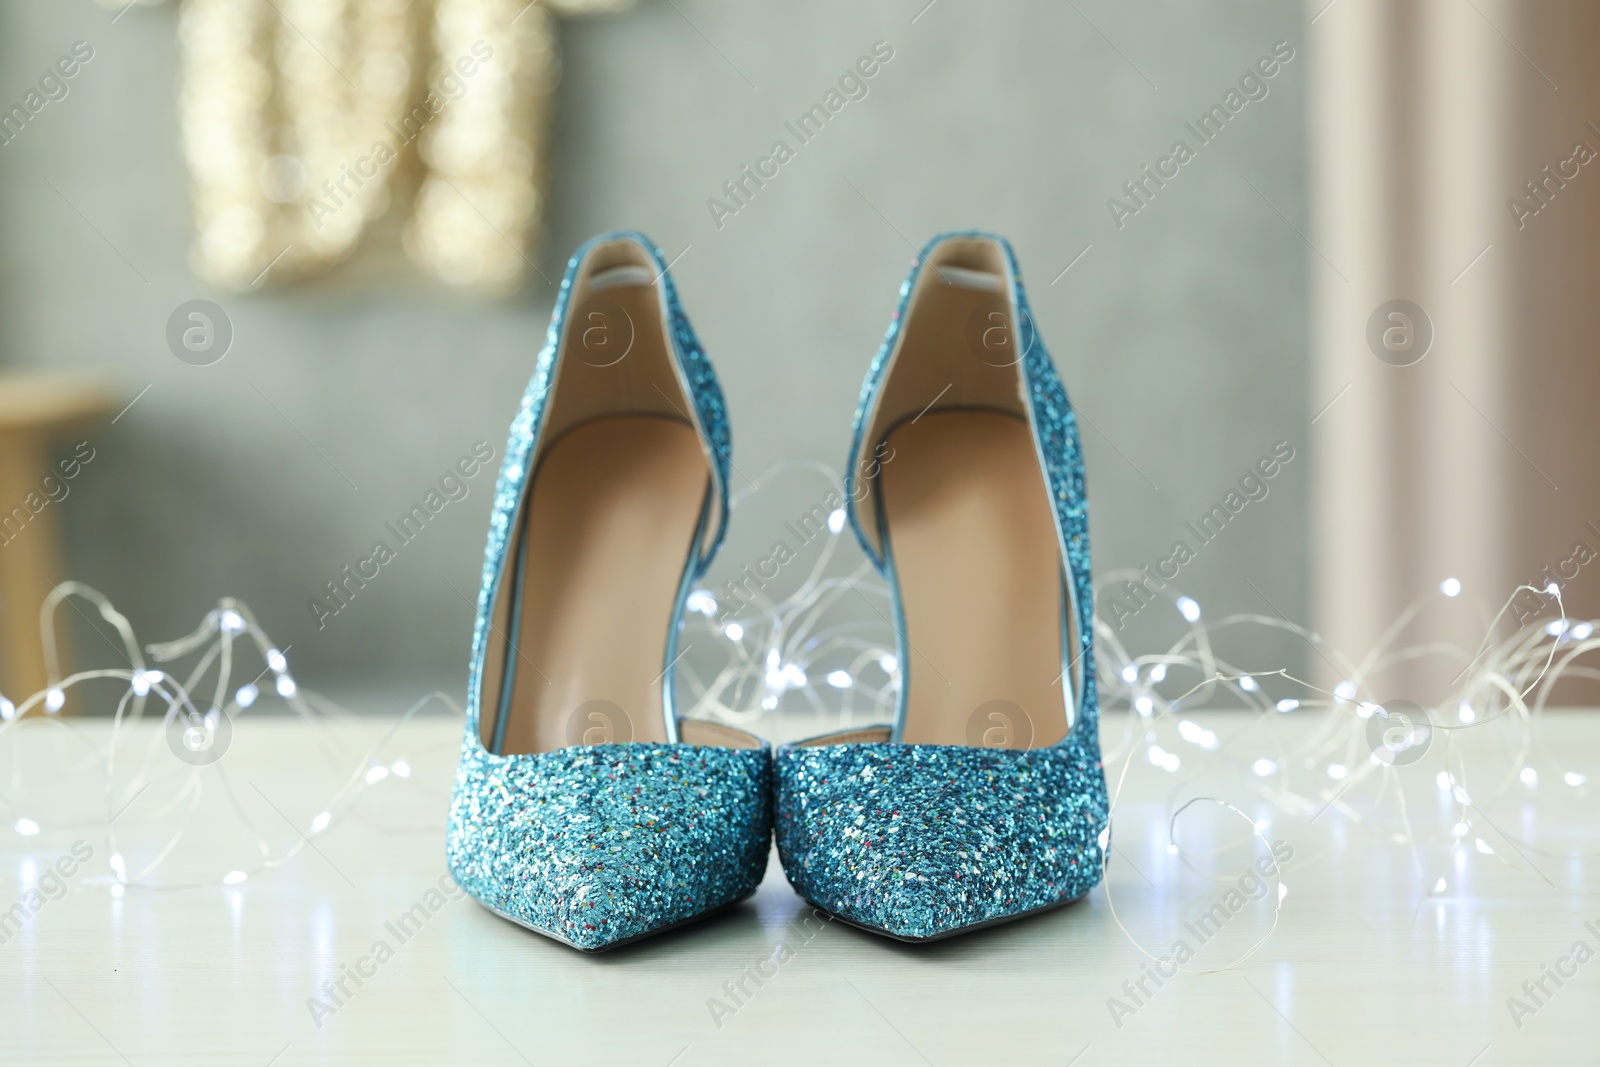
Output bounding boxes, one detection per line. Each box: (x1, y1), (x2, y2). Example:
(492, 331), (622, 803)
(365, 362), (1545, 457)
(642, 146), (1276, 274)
(450, 737), (771, 950)
(773, 735), (1107, 940)
(779, 231), (1110, 940)
(446, 232), (766, 951)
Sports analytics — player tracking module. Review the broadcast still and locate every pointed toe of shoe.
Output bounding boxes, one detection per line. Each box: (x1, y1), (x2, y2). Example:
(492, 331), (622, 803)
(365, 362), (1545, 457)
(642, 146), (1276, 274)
(773, 736), (1108, 940)
(448, 741), (771, 950)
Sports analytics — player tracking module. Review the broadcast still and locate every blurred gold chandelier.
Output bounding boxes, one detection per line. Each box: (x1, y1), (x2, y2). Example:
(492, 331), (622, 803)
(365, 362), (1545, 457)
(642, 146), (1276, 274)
(176, 0), (632, 294)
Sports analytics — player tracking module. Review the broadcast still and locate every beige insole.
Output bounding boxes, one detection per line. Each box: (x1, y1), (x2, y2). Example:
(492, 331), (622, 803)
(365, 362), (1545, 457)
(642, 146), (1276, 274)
(879, 410), (1070, 749)
(493, 415), (706, 754)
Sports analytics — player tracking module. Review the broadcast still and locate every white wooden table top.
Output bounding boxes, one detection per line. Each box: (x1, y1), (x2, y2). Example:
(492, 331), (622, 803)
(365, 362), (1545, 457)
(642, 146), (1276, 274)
(2, 707), (1597, 1065)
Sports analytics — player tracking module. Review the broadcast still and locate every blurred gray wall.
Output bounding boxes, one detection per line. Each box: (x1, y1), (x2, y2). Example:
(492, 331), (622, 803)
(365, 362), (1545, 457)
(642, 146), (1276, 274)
(0, 0), (1307, 701)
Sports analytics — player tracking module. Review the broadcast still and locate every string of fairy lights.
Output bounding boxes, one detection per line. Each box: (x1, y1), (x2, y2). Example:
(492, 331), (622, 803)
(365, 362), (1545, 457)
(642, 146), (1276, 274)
(1, 583), (449, 891)
(0, 470), (1593, 941)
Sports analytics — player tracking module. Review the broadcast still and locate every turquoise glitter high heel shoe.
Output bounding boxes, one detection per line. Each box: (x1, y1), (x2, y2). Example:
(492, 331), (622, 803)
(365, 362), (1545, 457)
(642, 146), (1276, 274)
(773, 232), (1110, 941)
(446, 232), (770, 952)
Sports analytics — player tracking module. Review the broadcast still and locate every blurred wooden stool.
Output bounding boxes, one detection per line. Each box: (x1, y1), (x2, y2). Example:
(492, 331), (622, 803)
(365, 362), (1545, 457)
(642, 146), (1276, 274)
(0, 375), (117, 706)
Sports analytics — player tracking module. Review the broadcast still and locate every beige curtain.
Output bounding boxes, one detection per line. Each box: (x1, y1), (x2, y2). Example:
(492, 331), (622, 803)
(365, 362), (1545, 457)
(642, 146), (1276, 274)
(1311, 0), (1600, 704)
